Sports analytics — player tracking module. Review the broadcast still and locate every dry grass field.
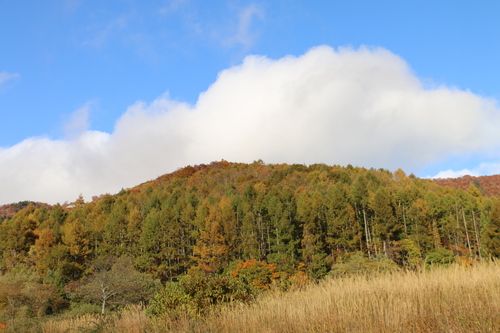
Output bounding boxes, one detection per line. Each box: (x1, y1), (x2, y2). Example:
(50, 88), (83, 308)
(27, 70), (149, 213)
(41, 262), (500, 333)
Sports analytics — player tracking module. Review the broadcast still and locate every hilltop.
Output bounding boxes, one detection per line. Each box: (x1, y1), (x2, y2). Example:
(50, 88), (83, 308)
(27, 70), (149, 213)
(0, 200), (52, 220)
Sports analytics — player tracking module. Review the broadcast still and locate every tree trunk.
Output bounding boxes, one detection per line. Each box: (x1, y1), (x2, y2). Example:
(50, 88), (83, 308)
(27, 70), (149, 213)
(472, 210), (482, 259)
(101, 297), (106, 315)
(462, 208), (472, 258)
(362, 206), (371, 258)
(401, 203), (408, 237)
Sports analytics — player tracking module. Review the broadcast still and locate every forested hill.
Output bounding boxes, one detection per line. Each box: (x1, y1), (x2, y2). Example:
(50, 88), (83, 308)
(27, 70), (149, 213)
(433, 174), (500, 197)
(1, 160), (500, 285)
(0, 201), (52, 220)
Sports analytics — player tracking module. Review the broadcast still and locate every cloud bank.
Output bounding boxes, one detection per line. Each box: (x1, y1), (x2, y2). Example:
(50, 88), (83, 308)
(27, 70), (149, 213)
(2, 45), (500, 204)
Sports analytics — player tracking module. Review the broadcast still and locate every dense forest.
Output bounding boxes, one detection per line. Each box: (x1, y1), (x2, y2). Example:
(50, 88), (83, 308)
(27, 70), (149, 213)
(1, 160), (500, 329)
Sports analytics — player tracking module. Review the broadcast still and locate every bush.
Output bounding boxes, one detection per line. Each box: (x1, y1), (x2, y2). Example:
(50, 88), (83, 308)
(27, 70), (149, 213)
(331, 252), (399, 276)
(60, 303), (102, 318)
(425, 248), (455, 267)
(228, 259), (278, 291)
(147, 268), (254, 320)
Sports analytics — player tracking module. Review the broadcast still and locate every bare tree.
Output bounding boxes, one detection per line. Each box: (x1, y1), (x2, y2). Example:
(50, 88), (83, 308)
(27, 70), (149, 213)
(72, 256), (160, 315)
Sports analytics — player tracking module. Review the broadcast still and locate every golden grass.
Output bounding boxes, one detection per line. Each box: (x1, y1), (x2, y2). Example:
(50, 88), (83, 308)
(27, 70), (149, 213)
(41, 262), (500, 333)
(41, 313), (100, 333)
(40, 305), (150, 333)
(197, 262), (500, 333)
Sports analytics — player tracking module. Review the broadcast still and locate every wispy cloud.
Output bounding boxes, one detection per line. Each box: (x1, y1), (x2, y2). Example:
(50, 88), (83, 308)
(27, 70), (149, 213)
(160, 2), (265, 52)
(62, 0), (84, 13)
(81, 15), (128, 48)
(158, 0), (189, 15)
(79, 10), (161, 63)
(0, 72), (20, 85)
(63, 102), (92, 139)
(1, 46), (500, 204)
(226, 3), (264, 50)
(123, 33), (161, 64)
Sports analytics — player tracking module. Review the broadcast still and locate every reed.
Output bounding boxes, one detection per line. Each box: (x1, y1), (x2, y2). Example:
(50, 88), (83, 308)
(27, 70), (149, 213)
(196, 262), (500, 333)
(40, 305), (150, 333)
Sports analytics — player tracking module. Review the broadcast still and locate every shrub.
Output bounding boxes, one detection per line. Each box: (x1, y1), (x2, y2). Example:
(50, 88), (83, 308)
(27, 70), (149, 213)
(331, 252), (399, 276)
(147, 268), (253, 320)
(425, 248), (455, 267)
(228, 259), (278, 291)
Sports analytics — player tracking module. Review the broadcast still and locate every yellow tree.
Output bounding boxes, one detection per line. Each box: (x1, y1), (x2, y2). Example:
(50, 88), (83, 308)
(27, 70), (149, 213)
(30, 228), (57, 274)
(61, 216), (91, 265)
(193, 198), (237, 273)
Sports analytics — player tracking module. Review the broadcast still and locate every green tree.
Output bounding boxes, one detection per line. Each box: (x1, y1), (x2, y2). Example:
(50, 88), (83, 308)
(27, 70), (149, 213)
(297, 190), (328, 278)
(325, 183), (360, 256)
(265, 186), (299, 274)
(370, 187), (398, 256)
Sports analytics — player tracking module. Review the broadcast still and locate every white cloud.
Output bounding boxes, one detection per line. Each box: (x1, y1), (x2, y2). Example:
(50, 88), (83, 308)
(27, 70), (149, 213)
(2, 45), (500, 204)
(0, 131), (111, 204)
(432, 162), (500, 179)
(432, 169), (478, 179)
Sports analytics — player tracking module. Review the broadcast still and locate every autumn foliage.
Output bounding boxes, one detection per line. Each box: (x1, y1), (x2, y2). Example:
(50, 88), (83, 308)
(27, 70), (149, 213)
(433, 174), (500, 196)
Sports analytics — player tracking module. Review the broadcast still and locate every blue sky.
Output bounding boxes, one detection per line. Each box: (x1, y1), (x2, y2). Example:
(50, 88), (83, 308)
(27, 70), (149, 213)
(1, 0), (500, 204)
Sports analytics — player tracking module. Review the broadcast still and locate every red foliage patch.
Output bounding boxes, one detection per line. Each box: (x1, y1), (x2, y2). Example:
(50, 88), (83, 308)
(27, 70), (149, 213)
(433, 174), (500, 196)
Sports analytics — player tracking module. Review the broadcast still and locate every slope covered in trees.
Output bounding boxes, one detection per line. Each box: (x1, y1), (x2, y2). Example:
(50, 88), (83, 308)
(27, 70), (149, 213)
(433, 174), (500, 197)
(1, 160), (500, 328)
(0, 201), (52, 221)
(2, 161), (500, 278)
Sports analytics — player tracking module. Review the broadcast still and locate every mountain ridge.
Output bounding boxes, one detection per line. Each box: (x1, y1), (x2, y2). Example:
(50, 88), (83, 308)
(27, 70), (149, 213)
(2, 162), (500, 219)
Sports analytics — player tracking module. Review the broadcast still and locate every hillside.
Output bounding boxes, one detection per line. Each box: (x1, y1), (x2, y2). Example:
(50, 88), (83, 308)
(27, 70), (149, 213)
(1, 160), (499, 278)
(1, 160), (500, 330)
(433, 174), (500, 196)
